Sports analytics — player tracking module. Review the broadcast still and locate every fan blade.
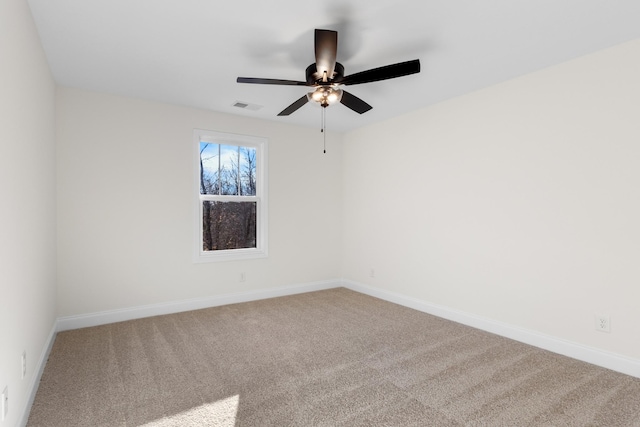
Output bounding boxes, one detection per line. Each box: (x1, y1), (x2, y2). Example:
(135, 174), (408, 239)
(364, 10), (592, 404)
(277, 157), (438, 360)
(336, 59), (420, 86)
(237, 77), (308, 86)
(277, 95), (309, 116)
(340, 90), (372, 114)
(314, 29), (338, 82)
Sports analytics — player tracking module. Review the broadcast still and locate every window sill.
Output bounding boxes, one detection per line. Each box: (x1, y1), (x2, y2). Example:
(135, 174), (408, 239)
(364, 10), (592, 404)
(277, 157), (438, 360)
(193, 247), (267, 263)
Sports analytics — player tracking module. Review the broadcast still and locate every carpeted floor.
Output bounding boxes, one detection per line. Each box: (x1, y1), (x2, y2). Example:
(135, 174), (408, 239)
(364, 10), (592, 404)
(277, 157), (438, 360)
(27, 288), (640, 426)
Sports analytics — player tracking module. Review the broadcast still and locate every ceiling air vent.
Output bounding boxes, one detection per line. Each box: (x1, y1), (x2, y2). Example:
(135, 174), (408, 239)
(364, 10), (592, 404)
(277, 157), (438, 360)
(232, 101), (263, 111)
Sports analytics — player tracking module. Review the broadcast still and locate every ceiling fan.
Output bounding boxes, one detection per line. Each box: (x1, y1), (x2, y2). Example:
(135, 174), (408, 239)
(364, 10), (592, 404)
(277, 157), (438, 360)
(237, 29), (421, 116)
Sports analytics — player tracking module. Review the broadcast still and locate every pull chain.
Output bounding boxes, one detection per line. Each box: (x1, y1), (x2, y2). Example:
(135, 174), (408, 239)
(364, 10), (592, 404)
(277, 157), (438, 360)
(319, 106), (329, 154)
(322, 107), (326, 153)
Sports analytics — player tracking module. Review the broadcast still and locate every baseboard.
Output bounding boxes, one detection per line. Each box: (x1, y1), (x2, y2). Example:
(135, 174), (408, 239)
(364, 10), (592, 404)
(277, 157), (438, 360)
(56, 279), (340, 332)
(19, 322), (57, 427)
(342, 279), (640, 379)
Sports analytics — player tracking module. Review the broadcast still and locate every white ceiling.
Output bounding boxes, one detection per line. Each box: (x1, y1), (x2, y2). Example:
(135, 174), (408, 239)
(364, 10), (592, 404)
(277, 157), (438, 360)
(27, 0), (640, 133)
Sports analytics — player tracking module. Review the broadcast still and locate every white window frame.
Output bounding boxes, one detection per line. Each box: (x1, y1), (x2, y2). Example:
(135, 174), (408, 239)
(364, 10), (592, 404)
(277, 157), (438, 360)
(193, 129), (268, 263)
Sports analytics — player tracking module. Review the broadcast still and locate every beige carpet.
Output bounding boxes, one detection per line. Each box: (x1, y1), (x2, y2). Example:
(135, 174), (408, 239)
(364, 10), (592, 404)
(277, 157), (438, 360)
(27, 288), (640, 426)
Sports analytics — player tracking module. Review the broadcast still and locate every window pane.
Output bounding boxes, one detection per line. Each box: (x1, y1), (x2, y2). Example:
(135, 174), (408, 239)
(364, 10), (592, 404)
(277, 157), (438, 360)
(239, 147), (257, 196)
(202, 201), (257, 251)
(219, 144), (239, 195)
(200, 143), (256, 196)
(199, 142), (219, 195)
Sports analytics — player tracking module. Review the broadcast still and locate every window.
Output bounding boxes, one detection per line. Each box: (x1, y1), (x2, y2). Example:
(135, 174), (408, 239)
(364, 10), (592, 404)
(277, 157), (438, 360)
(194, 129), (267, 262)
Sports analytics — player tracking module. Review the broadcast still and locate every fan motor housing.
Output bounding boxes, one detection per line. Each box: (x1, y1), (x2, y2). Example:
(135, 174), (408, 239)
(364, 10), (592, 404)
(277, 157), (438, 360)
(306, 62), (344, 85)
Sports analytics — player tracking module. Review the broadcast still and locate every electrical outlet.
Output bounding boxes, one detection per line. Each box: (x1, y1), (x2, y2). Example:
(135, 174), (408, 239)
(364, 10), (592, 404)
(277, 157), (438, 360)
(22, 351), (27, 379)
(595, 315), (610, 333)
(240, 272), (246, 282)
(1, 386), (7, 421)
(369, 268), (375, 278)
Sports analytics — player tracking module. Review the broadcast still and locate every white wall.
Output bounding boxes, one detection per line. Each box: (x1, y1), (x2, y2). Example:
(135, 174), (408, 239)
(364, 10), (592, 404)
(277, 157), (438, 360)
(342, 39), (640, 360)
(56, 88), (343, 317)
(0, 0), (57, 425)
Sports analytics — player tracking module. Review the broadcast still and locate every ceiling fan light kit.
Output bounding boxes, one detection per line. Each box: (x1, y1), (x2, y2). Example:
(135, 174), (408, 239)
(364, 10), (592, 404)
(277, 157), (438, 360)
(237, 29), (421, 117)
(308, 86), (343, 106)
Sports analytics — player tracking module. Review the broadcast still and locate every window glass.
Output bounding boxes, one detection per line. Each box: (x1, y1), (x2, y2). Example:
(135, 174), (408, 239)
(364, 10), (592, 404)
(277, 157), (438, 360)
(194, 130), (267, 262)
